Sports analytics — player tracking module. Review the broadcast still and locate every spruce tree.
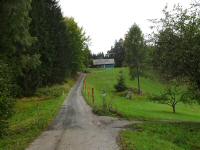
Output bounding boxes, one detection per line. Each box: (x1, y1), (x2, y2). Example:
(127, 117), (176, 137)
(30, 0), (70, 86)
(114, 71), (127, 92)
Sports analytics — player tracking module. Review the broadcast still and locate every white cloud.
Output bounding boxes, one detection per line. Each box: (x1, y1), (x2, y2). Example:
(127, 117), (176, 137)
(59, 0), (191, 54)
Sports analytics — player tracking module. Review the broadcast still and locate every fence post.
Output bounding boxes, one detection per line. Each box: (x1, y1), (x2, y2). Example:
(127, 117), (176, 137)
(92, 88), (95, 104)
(88, 87), (90, 99)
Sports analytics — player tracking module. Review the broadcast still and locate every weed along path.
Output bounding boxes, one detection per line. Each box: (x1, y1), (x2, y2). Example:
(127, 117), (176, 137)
(27, 74), (133, 150)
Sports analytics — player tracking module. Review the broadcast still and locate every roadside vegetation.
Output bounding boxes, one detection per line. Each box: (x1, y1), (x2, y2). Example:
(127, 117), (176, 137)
(0, 79), (75, 150)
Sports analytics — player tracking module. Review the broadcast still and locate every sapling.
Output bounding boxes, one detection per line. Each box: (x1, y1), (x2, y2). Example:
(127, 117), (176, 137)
(150, 84), (186, 113)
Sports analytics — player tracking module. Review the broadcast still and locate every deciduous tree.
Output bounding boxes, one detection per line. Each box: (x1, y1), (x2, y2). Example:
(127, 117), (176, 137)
(153, 2), (200, 96)
(124, 24), (145, 95)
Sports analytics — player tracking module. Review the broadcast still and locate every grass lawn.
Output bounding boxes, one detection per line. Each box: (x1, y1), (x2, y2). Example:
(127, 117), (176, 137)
(120, 122), (200, 150)
(0, 79), (75, 150)
(85, 68), (200, 122)
(84, 68), (200, 150)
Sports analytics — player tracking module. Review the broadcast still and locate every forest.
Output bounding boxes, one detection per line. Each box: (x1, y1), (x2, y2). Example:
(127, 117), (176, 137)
(0, 0), (90, 136)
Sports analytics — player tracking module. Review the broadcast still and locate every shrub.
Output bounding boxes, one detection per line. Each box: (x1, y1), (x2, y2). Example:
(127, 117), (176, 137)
(114, 71), (127, 92)
(0, 62), (15, 136)
(35, 84), (66, 98)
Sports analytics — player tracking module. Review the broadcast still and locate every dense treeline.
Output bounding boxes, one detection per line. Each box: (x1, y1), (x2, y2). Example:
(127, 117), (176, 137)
(107, 39), (125, 67)
(92, 52), (105, 59)
(0, 0), (90, 136)
(0, 0), (34, 136)
(106, 38), (151, 69)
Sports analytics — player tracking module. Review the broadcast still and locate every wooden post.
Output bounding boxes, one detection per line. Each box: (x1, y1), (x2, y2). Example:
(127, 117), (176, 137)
(88, 87), (90, 99)
(84, 79), (86, 92)
(92, 88), (95, 104)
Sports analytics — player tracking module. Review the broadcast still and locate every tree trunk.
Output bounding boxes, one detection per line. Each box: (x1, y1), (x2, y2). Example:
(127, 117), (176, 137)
(136, 65), (141, 95)
(172, 104), (176, 113)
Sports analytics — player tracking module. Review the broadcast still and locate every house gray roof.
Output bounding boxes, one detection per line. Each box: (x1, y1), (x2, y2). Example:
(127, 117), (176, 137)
(93, 59), (115, 65)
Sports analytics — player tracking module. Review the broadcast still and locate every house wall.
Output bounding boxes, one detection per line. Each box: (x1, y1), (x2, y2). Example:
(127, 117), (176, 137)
(105, 64), (114, 68)
(94, 64), (114, 68)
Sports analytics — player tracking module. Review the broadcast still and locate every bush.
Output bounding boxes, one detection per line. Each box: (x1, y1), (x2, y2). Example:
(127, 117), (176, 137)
(0, 62), (15, 136)
(35, 84), (66, 98)
(82, 68), (91, 73)
(114, 71), (127, 92)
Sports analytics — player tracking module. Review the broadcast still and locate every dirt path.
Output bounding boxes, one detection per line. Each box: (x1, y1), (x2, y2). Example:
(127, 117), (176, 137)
(27, 74), (134, 150)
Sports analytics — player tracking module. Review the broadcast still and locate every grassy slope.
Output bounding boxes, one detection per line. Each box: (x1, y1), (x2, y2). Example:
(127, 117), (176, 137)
(120, 122), (200, 150)
(85, 68), (200, 122)
(85, 68), (200, 150)
(0, 79), (75, 150)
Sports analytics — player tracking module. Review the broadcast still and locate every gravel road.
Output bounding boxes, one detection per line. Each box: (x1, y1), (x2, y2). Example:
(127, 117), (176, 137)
(27, 74), (133, 150)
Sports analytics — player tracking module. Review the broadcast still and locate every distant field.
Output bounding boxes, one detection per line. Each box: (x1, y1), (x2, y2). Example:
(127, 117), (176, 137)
(0, 79), (75, 150)
(85, 68), (200, 122)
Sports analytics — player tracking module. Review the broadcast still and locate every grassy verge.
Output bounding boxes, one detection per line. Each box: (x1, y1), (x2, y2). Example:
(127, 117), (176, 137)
(84, 68), (200, 122)
(0, 79), (75, 150)
(119, 122), (200, 150)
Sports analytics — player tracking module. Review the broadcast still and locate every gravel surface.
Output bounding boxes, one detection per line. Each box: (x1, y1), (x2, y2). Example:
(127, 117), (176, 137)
(27, 74), (135, 150)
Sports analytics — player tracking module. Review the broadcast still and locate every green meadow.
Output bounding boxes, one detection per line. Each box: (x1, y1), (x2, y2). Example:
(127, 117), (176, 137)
(84, 68), (200, 150)
(85, 68), (200, 122)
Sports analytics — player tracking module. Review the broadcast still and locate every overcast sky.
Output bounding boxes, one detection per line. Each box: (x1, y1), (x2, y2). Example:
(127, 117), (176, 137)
(59, 0), (191, 54)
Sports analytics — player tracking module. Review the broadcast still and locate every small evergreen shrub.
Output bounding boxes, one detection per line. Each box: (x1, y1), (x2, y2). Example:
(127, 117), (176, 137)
(114, 71), (127, 92)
